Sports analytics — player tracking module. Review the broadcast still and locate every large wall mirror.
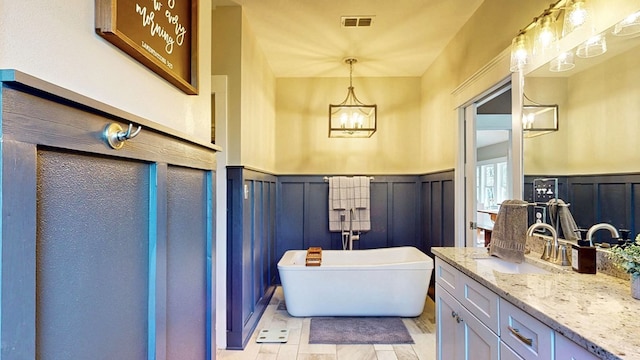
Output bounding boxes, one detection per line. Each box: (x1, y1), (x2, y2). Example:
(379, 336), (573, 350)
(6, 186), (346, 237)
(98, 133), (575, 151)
(522, 7), (640, 244)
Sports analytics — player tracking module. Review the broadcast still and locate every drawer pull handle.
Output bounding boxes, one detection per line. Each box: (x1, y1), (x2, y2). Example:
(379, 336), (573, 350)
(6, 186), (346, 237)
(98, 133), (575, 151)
(451, 311), (458, 318)
(508, 326), (533, 346)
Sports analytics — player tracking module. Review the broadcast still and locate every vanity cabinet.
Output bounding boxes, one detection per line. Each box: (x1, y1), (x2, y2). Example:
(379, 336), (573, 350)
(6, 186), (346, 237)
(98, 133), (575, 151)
(436, 257), (500, 360)
(435, 257), (598, 360)
(436, 283), (500, 360)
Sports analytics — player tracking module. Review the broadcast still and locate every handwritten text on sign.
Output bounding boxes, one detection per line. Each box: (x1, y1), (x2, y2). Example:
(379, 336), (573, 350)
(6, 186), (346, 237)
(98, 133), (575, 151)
(135, 0), (188, 69)
(96, 0), (198, 93)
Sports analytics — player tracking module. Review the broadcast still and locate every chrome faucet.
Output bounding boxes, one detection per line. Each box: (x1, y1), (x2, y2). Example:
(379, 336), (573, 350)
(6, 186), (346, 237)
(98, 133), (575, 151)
(348, 208), (354, 250)
(586, 223), (620, 247)
(345, 208), (360, 250)
(527, 223), (559, 262)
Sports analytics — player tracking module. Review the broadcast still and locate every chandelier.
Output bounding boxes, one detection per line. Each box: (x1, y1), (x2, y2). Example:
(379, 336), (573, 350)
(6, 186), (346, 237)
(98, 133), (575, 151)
(329, 58), (377, 138)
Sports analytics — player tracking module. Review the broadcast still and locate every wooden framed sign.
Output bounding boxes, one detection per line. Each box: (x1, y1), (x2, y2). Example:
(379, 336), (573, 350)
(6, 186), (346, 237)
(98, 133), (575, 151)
(96, 0), (198, 94)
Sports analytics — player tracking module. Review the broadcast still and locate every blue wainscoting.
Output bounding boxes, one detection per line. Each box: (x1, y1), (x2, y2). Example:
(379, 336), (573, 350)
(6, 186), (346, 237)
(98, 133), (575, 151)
(276, 171), (455, 271)
(525, 173), (640, 243)
(226, 167), (278, 350)
(226, 168), (455, 349)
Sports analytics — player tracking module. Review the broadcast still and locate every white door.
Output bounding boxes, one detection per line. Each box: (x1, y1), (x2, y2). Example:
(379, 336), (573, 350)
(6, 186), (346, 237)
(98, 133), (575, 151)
(463, 104), (478, 247)
(462, 81), (514, 247)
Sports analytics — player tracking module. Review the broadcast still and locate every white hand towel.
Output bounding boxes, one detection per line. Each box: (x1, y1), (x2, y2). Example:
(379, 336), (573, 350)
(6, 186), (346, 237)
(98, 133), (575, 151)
(329, 176), (349, 210)
(353, 176), (370, 210)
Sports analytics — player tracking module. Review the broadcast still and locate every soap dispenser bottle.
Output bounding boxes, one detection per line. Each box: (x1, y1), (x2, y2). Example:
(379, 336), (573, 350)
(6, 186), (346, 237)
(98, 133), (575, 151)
(571, 229), (596, 274)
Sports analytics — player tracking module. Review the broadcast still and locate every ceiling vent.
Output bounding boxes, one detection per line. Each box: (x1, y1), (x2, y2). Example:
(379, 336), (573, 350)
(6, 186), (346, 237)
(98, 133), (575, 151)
(341, 16), (375, 28)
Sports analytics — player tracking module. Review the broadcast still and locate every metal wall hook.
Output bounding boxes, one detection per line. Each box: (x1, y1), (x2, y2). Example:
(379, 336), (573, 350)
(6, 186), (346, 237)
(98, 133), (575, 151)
(117, 123), (142, 141)
(104, 123), (142, 150)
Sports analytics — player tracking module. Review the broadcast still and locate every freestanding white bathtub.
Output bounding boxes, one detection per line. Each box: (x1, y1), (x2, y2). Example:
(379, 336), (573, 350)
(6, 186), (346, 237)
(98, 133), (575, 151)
(277, 246), (433, 317)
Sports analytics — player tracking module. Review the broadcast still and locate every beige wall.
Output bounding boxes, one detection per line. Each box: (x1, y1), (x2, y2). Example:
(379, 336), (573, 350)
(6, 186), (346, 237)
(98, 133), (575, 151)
(523, 77), (570, 174)
(275, 0), (549, 175)
(213, 7), (276, 169)
(241, 18), (277, 171)
(213, 7), (242, 163)
(274, 77), (422, 174)
(215, 0), (550, 175)
(525, 45), (640, 175)
(419, 0), (551, 173)
(0, 0), (213, 143)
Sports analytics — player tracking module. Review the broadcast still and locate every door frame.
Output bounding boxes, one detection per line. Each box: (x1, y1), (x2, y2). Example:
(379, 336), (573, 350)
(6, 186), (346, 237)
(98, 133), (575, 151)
(452, 49), (524, 247)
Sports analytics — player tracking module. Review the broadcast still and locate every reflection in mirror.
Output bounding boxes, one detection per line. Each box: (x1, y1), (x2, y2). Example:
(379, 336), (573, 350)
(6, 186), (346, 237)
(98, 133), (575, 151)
(522, 104), (558, 137)
(523, 12), (640, 245)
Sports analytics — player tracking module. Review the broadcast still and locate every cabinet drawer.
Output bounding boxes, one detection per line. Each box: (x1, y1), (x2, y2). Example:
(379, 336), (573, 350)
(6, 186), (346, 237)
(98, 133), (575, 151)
(458, 271), (500, 334)
(435, 257), (500, 334)
(435, 257), (459, 295)
(555, 332), (599, 360)
(500, 300), (553, 360)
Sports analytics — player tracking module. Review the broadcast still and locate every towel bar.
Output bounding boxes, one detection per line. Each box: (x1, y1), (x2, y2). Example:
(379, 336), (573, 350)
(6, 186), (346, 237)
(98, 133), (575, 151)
(497, 201), (570, 207)
(323, 176), (374, 182)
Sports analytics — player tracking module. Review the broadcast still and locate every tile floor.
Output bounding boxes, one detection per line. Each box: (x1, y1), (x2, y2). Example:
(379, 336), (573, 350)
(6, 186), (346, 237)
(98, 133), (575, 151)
(216, 286), (437, 360)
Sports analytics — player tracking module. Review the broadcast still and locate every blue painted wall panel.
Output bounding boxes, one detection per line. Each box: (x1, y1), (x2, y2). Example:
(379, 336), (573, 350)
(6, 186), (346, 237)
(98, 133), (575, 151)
(442, 179), (455, 247)
(277, 182), (305, 254)
(0, 80), (216, 359)
(36, 150), (149, 360)
(242, 180), (253, 325)
(306, 182), (332, 249)
(226, 168), (277, 349)
(166, 166), (208, 360)
(525, 173), (640, 243)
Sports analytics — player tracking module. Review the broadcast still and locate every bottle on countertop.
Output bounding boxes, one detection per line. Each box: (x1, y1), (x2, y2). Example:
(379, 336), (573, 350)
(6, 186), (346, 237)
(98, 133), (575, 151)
(571, 228), (596, 274)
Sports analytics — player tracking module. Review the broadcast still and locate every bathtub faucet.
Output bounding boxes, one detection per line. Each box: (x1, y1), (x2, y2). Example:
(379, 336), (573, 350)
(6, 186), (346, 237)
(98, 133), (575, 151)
(346, 208), (360, 250)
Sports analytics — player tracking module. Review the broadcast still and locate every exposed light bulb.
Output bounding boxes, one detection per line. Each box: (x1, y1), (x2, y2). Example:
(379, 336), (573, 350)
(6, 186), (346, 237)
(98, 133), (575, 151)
(522, 113), (535, 129)
(340, 113), (348, 128)
(563, 0), (590, 37)
(509, 33), (530, 72)
(538, 16), (556, 48)
(568, 0), (588, 28)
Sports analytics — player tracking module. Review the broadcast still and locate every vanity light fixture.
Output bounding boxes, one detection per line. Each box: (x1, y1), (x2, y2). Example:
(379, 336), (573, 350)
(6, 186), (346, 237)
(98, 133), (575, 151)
(576, 33), (607, 58)
(509, 0), (595, 73)
(535, 12), (559, 56)
(509, 32), (531, 72)
(549, 51), (575, 72)
(612, 10), (640, 37)
(562, 0), (590, 36)
(329, 58), (377, 138)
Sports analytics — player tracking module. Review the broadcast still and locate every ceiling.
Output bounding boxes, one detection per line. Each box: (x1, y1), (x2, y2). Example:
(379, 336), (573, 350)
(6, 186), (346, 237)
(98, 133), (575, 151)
(212, 0), (485, 78)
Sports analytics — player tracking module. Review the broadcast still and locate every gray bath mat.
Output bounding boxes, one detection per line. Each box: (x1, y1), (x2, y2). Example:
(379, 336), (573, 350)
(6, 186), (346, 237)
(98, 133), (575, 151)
(309, 317), (413, 344)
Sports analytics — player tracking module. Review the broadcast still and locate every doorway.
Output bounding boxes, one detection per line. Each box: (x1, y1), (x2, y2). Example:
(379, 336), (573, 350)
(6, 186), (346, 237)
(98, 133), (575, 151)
(462, 81), (514, 248)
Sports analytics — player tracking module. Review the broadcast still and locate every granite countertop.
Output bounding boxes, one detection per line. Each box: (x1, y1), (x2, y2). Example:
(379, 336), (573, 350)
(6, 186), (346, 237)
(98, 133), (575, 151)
(432, 247), (639, 360)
